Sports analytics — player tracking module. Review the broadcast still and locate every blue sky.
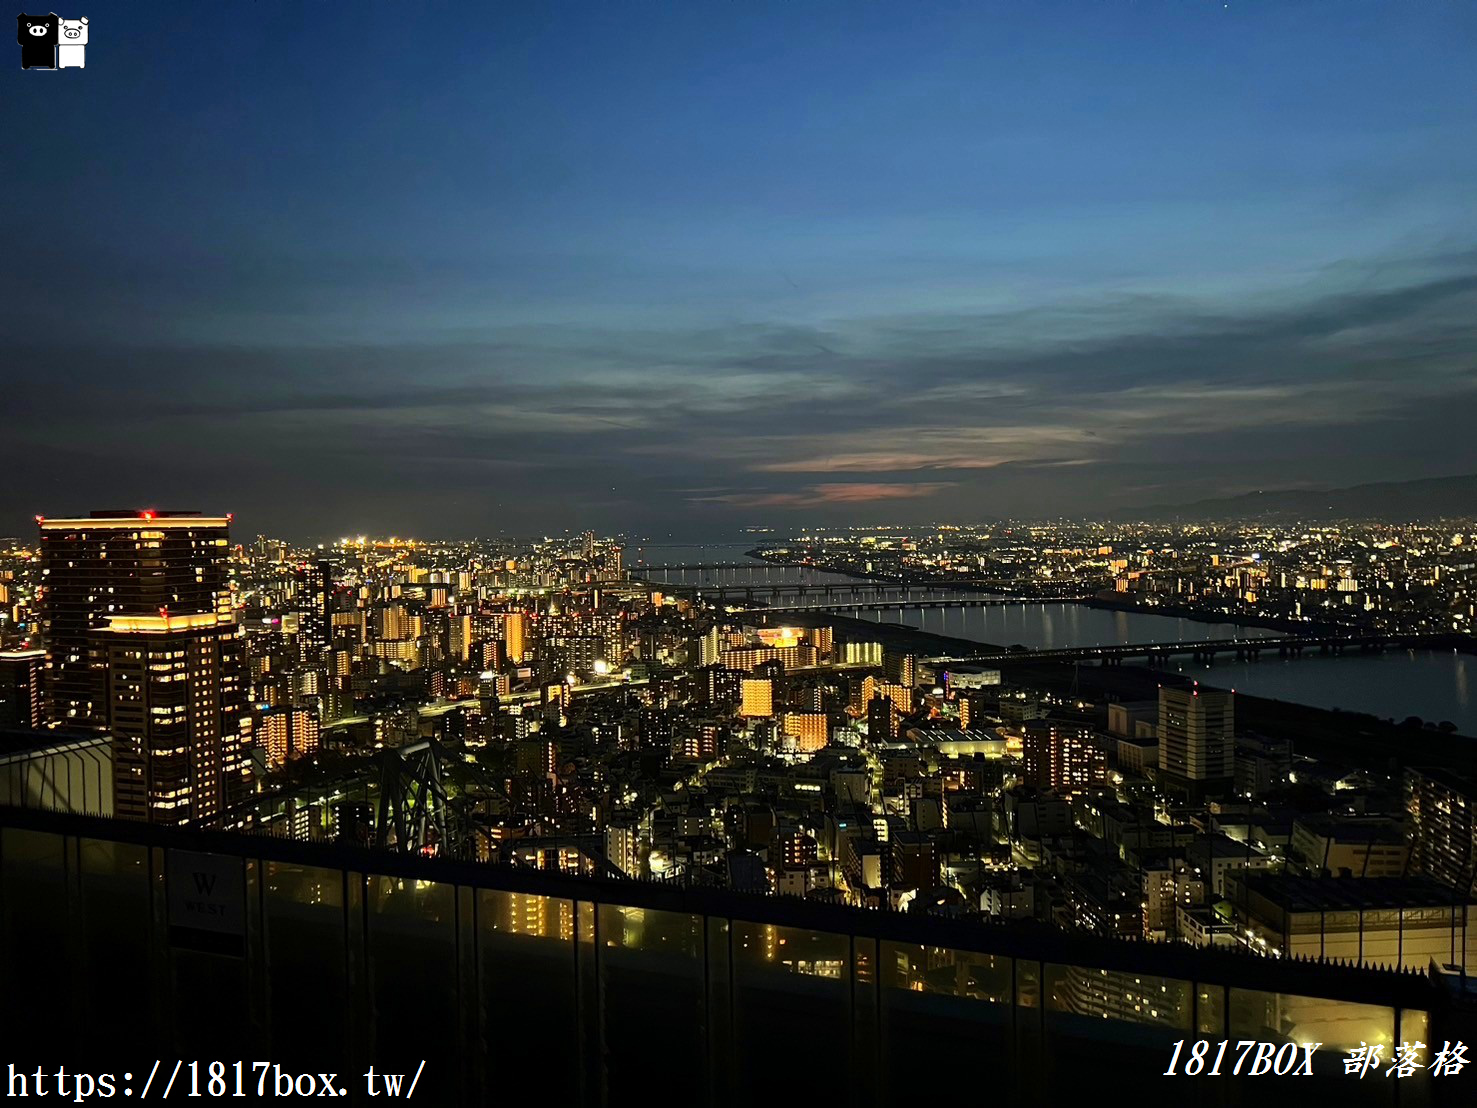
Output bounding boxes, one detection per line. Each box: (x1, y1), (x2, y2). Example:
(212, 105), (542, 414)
(5, 0), (1476, 538)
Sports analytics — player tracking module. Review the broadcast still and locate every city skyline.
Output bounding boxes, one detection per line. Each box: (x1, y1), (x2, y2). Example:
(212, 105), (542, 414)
(8, 1), (1477, 536)
(11, 2), (1477, 1094)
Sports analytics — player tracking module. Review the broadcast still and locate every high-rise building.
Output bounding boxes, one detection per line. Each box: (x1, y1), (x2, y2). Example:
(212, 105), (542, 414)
(98, 611), (251, 825)
(449, 614), (474, 661)
(699, 626), (723, 667)
(867, 693), (895, 742)
(303, 559), (335, 657)
(37, 510), (249, 826)
(1021, 718), (1107, 795)
(883, 650), (917, 687)
(740, 678), (774, 719)
(782, 711), (828, 753)
(258, 707), (321, 769)
(0, 648), (45, 730)
(702, 665), (743, 708)
(862, 675), (913, 717)
(1157, 685), (1233, 788)
(1406, 767), (1477, 894)
(605, 821), (643, 878)
(37, 511), (232, 730)
(505, 612), (528, 664)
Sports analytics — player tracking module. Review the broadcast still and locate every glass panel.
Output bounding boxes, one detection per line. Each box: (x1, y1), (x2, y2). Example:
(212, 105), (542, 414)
(706, 917), (733, 1105)
(880, 942), (1012, 1003)
(476, 890), (578, 1104)
(263, 862), (347, 1062)
(1041, 964), (1192, 1097)
(1229, 987), (1395, 1055)
(0, 828), (69, 1052)
(1400, 1007), (1430, 1046)
(1016, 959), (1041, 1009)
(1195, 982), (1226, 1036)
(367, 876), (457, 1090)
(1397, 1008), (1434, 1099)
(574, 901), (598, 1103)
(854, 936), (879, 1108)
(731, 922), (850, 1101)
(599, 905), (706, 1099)
(879, 943), (1012, 1101)
(78, 838), (152, 1052)
(1044, 964), (1191, 1031)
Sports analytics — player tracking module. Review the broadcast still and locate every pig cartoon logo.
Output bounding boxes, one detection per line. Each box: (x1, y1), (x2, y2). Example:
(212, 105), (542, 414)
(17, 12), (57, 69)
(56, 14), (83, 67)
(17, 11), (84, 70)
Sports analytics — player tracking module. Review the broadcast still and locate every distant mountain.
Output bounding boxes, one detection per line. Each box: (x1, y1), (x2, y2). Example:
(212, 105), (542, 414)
(1125, 474), (1477, 521)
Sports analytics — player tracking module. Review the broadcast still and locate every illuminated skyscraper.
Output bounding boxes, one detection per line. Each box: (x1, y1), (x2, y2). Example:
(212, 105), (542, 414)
(740, 677), (774, 718)
(782, 711), (828, 753)
(292, 558), (334, 660)
(37, 511), (250, 825)
(258, 706), (321, 769)
(1158, 685), (1233, 788)
(883, 650), (917, 687)
(98, 611), (251, 825)
(506, 612), (528, 663)
(37, 511), (232, 729)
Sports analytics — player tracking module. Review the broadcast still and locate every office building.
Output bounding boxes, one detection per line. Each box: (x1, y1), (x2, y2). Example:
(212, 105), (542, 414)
(99, 611), (251, 825)
(1290, 815), (1409, 879)
(1157, 685), (1233, 790)
(867, 693), (894, 742)
(37, 511), (232, 730)
(37, 511), (248, 826)
(1235, 733), (1292, 796)
(1107, 699), (1157, 739)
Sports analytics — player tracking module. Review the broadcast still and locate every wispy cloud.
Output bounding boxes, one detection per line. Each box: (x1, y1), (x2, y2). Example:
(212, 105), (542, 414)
(696, 482), (958, 508)
(3, 242), (1474, 532)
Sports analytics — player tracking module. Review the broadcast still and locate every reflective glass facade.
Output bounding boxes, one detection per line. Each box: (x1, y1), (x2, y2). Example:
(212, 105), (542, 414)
(1, 809), (1465, 1106)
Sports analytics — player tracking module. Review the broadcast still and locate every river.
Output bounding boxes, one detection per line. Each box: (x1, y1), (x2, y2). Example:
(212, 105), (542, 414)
(629, 543), (1477, 733)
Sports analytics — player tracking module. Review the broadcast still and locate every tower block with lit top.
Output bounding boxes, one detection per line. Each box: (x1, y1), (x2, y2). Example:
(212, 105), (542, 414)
(37, 510), (252, 825)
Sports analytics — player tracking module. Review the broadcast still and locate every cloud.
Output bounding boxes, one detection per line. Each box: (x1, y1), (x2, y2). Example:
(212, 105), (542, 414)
(3, 241), (1475, 533)
(696, 482), (957, 508)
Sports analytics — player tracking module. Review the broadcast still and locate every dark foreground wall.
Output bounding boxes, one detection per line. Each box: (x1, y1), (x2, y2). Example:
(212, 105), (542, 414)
(0, 806), (1464, 1106)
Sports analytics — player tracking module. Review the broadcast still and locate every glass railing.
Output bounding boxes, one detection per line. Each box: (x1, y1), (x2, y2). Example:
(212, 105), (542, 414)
(0, 813), (1447, 1106)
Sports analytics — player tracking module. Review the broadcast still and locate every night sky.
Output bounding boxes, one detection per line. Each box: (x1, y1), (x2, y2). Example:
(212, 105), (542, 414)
(6, 0), (1476, 540)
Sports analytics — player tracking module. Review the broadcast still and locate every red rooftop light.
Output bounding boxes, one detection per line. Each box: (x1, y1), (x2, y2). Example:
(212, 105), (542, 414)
(141, 510), (155, 521)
